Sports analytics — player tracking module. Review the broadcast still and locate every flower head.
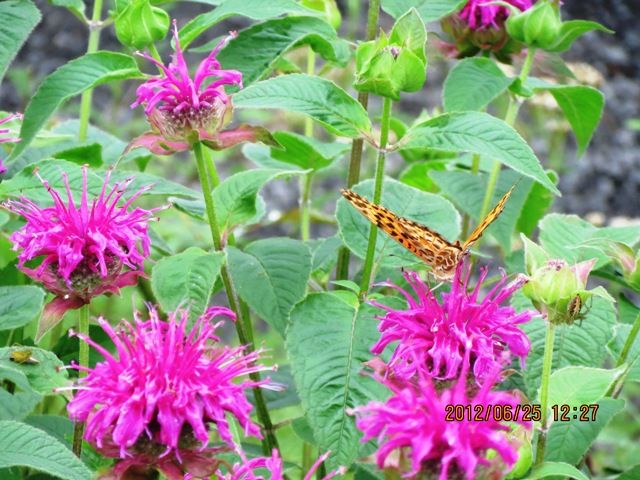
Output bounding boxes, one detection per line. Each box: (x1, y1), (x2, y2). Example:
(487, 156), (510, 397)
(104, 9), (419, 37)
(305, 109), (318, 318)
(351, 352), (531, 479)
(441, 0), (532, 58)
(129, 20), (274, 154)
(370, 261), (534, 382)
(2, 166), (160, 335)
(0, 113), (22, 174)
(66, 306), (273, 460)
(459, 0), (532, 30)
(219, 449), (344, 480)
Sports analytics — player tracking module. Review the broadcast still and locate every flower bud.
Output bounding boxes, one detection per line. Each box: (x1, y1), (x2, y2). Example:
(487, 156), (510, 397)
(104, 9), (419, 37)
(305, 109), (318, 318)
(607, 242), (640, 291)
(354, 9), (427, 100)
(115, 0), (170, 50)
(506, 0), (562, 50)
(520, 235), (613, 325)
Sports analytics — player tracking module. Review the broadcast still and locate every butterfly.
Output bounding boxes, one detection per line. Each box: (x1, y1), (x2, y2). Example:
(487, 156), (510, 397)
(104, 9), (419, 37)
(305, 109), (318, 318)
(341, 185), (515, 280)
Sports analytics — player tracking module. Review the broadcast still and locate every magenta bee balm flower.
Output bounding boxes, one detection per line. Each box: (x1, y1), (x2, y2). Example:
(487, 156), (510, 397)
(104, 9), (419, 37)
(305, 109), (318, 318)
(66, 306), (274, 478)
(351, 353), (531, 479)
(441, 0), (533, 57)
(0, 113), (22, 174)
(219, 449), (345, 480)
(370, 261), (534, 382)
(129, 20), (273, 155)
(2, 166), (160, 336)
(459, 0), (532, 30)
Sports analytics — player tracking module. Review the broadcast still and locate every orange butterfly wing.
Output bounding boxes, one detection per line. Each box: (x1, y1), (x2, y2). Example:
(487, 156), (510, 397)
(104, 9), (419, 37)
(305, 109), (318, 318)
(462, 185), (515, 251)
(341, 189), (462, 276)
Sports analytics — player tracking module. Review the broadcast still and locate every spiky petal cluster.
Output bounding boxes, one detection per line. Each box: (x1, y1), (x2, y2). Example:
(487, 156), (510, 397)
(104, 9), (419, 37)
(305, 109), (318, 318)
(459, 0), (532, 30)
(3, 167), (158, 327)
(370, 261), (534, 382)
(218, 449), (345, 480)
(129, 20), (255, 154)
(67, 306), (273, 459)
(351, 353), (530, 479)
(0, 113), (22, 174)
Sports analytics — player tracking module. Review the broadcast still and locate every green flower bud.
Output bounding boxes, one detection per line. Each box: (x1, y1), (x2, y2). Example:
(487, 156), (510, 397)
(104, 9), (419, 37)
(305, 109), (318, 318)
(115, 0), (170, 50)
(354, 9), (427, 100)
(506, 0), (562, 50)
(521, 234), (613, 325)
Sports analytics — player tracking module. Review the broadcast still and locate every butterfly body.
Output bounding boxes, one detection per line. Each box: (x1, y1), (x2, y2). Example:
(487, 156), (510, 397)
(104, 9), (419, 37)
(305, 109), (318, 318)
(341, 186), (514, 280)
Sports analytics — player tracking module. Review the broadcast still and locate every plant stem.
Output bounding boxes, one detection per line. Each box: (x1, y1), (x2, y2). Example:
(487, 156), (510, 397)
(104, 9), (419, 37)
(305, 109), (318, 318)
(359, 97), (392, 296)
(72, 304), (90, 456)
(616, 313), (640, 367)
(477, 47), (537, 222)
(461, 154), (481, 239)
(535, 320), (555, 465)
(193, 142), (278, 454)
(335, 0), (381, 282)
(604, 313), (640, 398)
(78, 0), (104, 141)
(147, 43), (162, 63)
(300, 49), (316, 241)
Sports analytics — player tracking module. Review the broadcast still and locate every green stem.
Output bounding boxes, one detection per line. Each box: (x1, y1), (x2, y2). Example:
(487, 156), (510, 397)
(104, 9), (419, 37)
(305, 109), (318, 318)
(193, 142), (278, 454)
(334, 0), (381, 282)
(78, 0), (104, 141)
(461, 154), (481, 239)
(300, 49), (316, 241)
(535, 321), (555, 465)
(72, 304), (90, 457)
(359, 97), (392, 296)
(616, 313), (640, 367)
(478, 47), (536, 223)
(147, 43), (162, 62)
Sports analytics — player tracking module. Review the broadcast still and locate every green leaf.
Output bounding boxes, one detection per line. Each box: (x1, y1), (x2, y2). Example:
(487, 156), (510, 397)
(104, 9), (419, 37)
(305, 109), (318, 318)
(286, 294), (388, 470)
(381, 0), (466, 22)
(548, 20), (613, 53)
(443, 57), (514, 112)
(545, 366), (624, 411)
(9, 52), (142, 160)
(217, 16), (349, 86)
(227, 238), (311, 336)
(52, 143), (103, 167)
(179, 0), (314, 48)
(529, 83), (604, 156)
(0, 159), (196, 203)
(538, 213), (640, 269)
(519, 296), (617, 397)
(430, 169), (533, 251)
(0, 367), (41, 421)
(517, 171), (557, 236)
(49, 0), (85, 19)
(545, 397), (625, 465)
(403, 112), (559, 194)
(524, 462), (590, 480)
(0, 286), (45, 331)
(336, 178), (461, 269)
(25, 415), (74, 446)
(399, 160), (448, 192)
(608, 323), (640, 382)
(7, 120), (150, 174)
(617, 465), (640, 480)
(0, 348), (68, 395)
(0, 420), (92, 480)
(0, 1), (41, 85)
(234, 74), (372, 137)
(151, 248), (224, 322)
(172, 168), (305, 232)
